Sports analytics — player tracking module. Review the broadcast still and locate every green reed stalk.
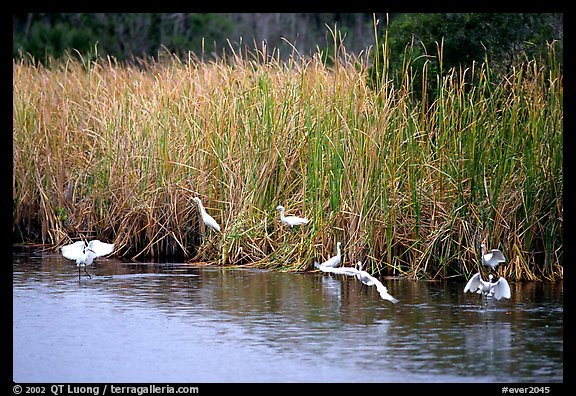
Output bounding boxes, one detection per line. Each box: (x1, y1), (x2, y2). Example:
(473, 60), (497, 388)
(13, 33), (562, 280)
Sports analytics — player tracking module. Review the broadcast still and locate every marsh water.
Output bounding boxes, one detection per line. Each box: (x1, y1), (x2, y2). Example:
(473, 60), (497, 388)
(13, 246), (563, 383)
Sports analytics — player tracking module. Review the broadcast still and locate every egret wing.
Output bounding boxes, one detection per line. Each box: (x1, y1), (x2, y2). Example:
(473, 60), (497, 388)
(329, 266), (360, 276)
(374, 279), (399, 303)
(84, 240), (114, 266)
(464, 272), (482, 293)
(493, 277), (511, 300)
(87, 240), (115, 257)
(315, 262), (336, 273)
(378, 289), (399, 303)
(490, 249), (506, 264)
(358, 271), (376, 286)
(316, 263), (333, 273)
(316, 264), (354, 276)
(61, 241), (86, 261)
(203, 213), (221, 232)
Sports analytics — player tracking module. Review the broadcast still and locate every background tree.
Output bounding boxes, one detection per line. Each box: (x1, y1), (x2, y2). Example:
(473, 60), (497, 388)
(13, 13), (379, 62)
(13, 13), (563, 95)
(369, 13), (563, 99)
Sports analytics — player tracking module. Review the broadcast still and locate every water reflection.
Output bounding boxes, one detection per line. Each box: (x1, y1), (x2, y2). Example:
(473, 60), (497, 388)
(13, 247), (562, 382)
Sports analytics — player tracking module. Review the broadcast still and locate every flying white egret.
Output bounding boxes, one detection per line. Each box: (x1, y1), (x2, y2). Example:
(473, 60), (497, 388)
(320, 242), (342, 268)
(61, 240), (115, 280)
(314, 260), (399, 304)
(481, 243), (506, 271)
(464, 272), (511, 301)
(276, 205), (309, 227)
(193, 197), (221, 232)
(356, 261), (399, 304)
(314, 261), (359, 276)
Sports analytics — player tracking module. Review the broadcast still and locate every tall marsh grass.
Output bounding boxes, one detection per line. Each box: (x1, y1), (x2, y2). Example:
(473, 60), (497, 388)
(13, 39), (563, 280)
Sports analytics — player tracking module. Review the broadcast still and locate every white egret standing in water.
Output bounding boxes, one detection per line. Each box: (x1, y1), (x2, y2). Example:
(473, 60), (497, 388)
(276, 205), (309, 227)
(464, 272), (511, 301)
(356, 261), (399, 304)
(320, 242), (342, 268)
(193, 197), (221, 232)
(481, 243), (506, 271)
(61, 240), (115, 280)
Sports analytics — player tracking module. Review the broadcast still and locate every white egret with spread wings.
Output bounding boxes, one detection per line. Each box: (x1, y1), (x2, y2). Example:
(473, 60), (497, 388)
(61, 240), (115, 280)
(464, 272), (511, 301)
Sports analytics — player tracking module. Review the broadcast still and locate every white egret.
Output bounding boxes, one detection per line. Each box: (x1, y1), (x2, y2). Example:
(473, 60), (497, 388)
(356, 261), (399, 304)
(61, 240), (115, 280)
(464, 272), (511, 301)
(481, 243), (506, 271)
(314, 261), (359, 276)
(276, 205), (309, 227)
(193, 197), (221, 232)
(314, 260), (399, 304)
(320, 242), (342, 268)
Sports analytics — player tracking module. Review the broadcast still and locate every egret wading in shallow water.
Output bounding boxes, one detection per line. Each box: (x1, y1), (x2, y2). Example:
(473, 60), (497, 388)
(320, 242), (342, 268)
(193, 197), (221, 233)
(481, 243), (506, 271)
(464, 272), (511, 301)
(61, 240), (115, 280)
(276, 205), (309, 227)
(356, 261), (399, 304)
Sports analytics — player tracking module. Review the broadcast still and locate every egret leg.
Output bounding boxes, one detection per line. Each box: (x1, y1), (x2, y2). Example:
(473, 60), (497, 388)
(84, 266), (92, 279)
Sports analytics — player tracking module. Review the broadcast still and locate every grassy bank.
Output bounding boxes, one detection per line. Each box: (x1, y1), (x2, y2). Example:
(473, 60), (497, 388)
(13, 40), (563, 280)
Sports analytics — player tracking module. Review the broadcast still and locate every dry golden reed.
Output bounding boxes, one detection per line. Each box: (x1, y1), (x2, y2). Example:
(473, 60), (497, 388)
(13, 40), (563, 280)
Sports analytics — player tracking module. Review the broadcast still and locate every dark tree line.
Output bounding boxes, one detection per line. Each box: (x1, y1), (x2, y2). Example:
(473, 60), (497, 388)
(14, 13), (562, 95)
(13, 13), (380, 61)
(384, 14), (562, 75)
(369, 13), (562, 98)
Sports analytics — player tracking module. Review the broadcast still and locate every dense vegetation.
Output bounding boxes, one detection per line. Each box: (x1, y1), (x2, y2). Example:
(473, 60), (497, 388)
(13, 13), (562, 71)
(369, 13), (562, 99)
(13, 14), (563, 280)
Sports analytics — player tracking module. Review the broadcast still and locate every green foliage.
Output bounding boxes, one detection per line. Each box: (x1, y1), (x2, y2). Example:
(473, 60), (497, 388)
(13, 13), (234, 62)
(369, 13), (563, 100)
(13, 20), (96, 62)
(13, 13), (379, 64)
